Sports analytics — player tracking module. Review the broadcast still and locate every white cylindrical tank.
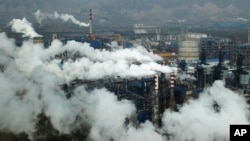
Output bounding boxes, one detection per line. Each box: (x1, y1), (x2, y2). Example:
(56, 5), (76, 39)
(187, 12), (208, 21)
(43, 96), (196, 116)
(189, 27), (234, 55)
(240, 71), (249, 85)
(178, 40), (199, 62)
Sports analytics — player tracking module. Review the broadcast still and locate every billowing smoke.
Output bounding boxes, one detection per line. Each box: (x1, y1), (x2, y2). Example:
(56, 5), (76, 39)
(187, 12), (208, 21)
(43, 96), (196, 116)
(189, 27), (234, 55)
(13, 38), (167, 82)
(162, 81), (250, 141)
(1, 20), (250, 141)
(8, 18), (42, 38)
(47, 40), (162, 62)
(0, 31), (167, 140)
(7, 18), (166, 80)
(176, 72), (196, 81)
(34, 10), (89, 27)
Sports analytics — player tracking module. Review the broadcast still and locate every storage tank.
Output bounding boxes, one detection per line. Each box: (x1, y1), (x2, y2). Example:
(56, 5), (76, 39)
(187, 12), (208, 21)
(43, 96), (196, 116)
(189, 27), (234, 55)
(240, 71), (249, 85)
(178, 40), (199, 62)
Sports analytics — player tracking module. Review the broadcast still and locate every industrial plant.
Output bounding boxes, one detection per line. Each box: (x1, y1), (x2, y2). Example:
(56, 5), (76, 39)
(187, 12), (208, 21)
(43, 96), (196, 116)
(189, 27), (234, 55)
(1, 7), (250, 141)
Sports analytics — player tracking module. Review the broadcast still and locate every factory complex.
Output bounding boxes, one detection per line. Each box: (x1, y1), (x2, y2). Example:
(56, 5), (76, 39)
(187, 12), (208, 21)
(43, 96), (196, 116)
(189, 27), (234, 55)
(1, 9), (250, 141)
(24, 10), (250, 128)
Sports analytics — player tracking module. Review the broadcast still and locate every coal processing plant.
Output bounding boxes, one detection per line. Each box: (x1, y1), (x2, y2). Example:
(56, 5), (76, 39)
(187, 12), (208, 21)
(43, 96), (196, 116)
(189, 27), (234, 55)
(1, 9), (250, 141)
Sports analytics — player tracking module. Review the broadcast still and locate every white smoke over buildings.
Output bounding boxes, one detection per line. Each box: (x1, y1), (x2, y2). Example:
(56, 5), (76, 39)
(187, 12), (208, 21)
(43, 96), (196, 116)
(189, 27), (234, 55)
(8, 18), (42, 38)
(162, 81), (250, 141)
(34, 10), (90, 27)
(49, 40), (162, 62)
(0, 31), (165, 140)
(1, 17), (250, 141)
(6, 34), (166, 81)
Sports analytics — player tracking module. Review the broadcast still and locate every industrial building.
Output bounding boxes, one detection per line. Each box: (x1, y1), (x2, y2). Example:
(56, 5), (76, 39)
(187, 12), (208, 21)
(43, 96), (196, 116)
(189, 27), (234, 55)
(2, 6), (250, 141)
(25, 12), (250, 110)
(235, 44), (250, 68)
(200, 37), (235, 64)
(178, 33), (207, 62)
(51, 16), (250, 119)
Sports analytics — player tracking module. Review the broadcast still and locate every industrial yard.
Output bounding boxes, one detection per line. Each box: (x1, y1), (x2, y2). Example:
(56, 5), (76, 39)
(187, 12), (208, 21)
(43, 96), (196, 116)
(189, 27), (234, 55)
(1, 1), (250, 141)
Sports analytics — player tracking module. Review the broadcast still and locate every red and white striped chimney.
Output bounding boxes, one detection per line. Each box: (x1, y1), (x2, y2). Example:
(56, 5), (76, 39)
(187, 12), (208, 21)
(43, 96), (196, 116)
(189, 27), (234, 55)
(170, 72), (175, 88)
(154, 74), (159, 90)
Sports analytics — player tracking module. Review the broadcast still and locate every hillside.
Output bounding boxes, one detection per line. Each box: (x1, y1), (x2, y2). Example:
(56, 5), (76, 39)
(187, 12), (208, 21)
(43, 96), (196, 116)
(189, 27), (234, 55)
(0, 0), (249, 28)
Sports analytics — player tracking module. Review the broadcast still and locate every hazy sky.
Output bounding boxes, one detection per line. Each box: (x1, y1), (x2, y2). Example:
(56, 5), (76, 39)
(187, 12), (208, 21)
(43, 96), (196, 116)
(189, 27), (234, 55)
(0, 0), (249, 26)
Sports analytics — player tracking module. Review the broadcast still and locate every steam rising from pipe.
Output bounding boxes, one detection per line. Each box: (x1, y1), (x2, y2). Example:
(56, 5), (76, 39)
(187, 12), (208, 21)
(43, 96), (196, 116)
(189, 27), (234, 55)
(34, 10), (89, 27)
(8, 18), (42, 38)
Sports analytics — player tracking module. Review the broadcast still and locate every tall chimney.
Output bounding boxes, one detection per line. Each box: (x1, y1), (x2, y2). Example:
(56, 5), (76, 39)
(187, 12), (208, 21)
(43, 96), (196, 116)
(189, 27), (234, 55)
(151, 74), (160, 127)
(89, 9), (93, 34)
(169, 72), (176, 111)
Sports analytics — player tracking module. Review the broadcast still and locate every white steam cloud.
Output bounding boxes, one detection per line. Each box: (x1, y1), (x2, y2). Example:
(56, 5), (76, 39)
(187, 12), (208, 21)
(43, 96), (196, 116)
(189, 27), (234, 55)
(0, 30), (249, 141)
(162, 81), (250, 141)
(14, 39), (166, 82)
(0, 32), (164, 140)
(34, 10), (90, 27)
(8, 18), (42, 38)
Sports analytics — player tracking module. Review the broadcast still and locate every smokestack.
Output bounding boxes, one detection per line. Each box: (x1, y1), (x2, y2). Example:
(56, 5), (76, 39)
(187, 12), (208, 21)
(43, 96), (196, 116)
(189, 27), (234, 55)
(154, 74), (159, 90)
(151, 74), (160, 126)
(89, 9), (93, 34)
(169, 72), (176, 111)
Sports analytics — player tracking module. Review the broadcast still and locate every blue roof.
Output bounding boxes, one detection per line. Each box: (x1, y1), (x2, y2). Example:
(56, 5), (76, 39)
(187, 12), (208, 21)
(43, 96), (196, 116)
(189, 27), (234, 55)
(197, 58), (219, 63)
(206, 58), (219, 62)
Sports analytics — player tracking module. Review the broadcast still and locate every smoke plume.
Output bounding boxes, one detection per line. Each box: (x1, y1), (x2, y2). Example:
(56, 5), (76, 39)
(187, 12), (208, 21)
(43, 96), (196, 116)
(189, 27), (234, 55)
(0, 31), (167, 139)
(34, 10), (89, 27)
(13, 38), (167, 82)
(0, 24), (250, 141)
(8, 18), (42, 38)
(162, 81), (250, 141)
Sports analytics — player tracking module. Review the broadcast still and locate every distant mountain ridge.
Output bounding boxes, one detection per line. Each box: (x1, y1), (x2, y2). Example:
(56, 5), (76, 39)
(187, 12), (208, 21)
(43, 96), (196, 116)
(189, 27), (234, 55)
(0, 0), (249, 27)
